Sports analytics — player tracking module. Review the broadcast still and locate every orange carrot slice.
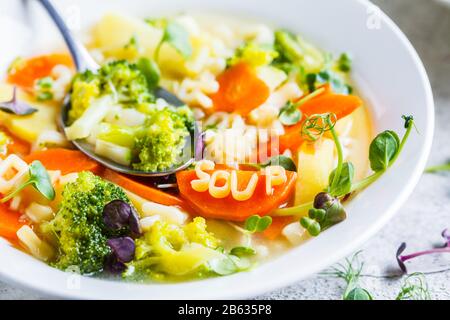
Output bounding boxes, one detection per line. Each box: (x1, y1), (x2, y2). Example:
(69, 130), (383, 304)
(210, 62), (270, 115)
(279, 93), (363, 153)
(300, 93), (363, 119)
(7, 54), (73, 89)
(0, 203), (26, 240)
(102, 169), (185, 207)
(176, 169), (297, 221)
(24, 148), (102, 175)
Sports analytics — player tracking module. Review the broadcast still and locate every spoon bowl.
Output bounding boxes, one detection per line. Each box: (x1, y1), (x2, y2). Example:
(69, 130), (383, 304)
(39, 0), (196, 177)
(59, 95), (196, 177)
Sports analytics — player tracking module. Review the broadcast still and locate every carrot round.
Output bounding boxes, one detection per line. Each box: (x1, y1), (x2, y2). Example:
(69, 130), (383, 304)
(24, 148), (102, 175)
(7, 54), (73, 89)
(0, 203), (26, 240)
(102, 169), (184, 207)
(300, 93), (363, 119)
(279, 93), (363, 153)
(176, 169), (297, 221)
(210, 62), (270, 115)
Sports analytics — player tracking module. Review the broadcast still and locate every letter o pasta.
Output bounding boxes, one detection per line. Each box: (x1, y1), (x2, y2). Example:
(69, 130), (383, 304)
(208, 170), (231, 198)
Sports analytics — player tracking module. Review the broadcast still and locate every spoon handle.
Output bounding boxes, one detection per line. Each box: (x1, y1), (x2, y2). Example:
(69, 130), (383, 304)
(37, 0), (99, 71)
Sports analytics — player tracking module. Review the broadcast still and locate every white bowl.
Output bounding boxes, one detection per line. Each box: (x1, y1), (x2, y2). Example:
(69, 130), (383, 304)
(0, 0), (434, 299)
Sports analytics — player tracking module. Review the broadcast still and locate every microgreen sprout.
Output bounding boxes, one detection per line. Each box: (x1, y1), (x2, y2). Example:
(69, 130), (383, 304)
(0, 86), (37, 115)
(273, 115), (415, 239)
(1, 160), (55, 203)
(228, 215), (272, 256)
(321, 252), (373, 300)
(244, 215), (273, 233)
(396, 229), (450, 273)
(301, 112), (337, 142)
(300, 192), (347, 237)
(395, 273), (431, 300)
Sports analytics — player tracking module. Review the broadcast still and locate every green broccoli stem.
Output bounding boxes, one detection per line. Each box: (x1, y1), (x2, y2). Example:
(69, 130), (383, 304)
(1, 180), (34, 203)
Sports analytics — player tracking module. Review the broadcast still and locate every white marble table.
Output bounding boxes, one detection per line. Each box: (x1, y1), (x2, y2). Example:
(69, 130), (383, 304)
(1, 0), (450, 300)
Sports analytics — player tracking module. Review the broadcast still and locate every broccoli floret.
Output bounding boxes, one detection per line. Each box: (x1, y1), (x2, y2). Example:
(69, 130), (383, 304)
(124, 217), (224, 280)
(69, 70), (101, 123)
(99, 60), (153, 104)
(41, 171), (131, 274)
(68, 60), (154, 124)
(227, 42), (278, 67)
(132, 105), (193, 172)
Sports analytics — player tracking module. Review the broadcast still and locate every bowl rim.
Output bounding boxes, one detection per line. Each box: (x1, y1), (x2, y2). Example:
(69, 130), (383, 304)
(0, 0), (435, 299)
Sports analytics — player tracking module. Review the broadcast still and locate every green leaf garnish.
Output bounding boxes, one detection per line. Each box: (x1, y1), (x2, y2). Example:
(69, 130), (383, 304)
(345, 287), (373, 300)
(279, 101), (302, 126)
(244, 215), (272, 233)
(306, 70), (352, 95)
(1, 160), (55, 203)
(328, 162), (354, 197)
(208, 255), (251, 276)
(208, 256), (240, 276)
(369, 130), (400, 172)
(136, 57), (160, 90)
(262, 155), (297, 172)
(245, 155), (297, 172)
(155, 22), (192, 60)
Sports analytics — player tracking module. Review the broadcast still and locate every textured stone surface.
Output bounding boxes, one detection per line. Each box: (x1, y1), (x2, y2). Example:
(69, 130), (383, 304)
(1, 0), (449, 300)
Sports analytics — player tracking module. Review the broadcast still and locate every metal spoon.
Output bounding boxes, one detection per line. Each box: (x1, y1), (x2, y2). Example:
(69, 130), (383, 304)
(37, 0), (195, 177)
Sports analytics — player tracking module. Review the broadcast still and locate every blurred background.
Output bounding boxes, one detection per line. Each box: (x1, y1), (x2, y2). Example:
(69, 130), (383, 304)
(0, 0), (449, 299)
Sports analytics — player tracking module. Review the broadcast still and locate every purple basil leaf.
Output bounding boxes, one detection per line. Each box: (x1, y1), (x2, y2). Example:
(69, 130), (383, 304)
(107, 237), (135, 263)
(0, 87), (37, 115)
(103, 200), (132, 231)
(396, 242), (407, 273)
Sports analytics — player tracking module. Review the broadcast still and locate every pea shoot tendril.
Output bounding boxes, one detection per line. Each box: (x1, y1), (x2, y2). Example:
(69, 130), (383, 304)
(273, 115), (416, 238)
